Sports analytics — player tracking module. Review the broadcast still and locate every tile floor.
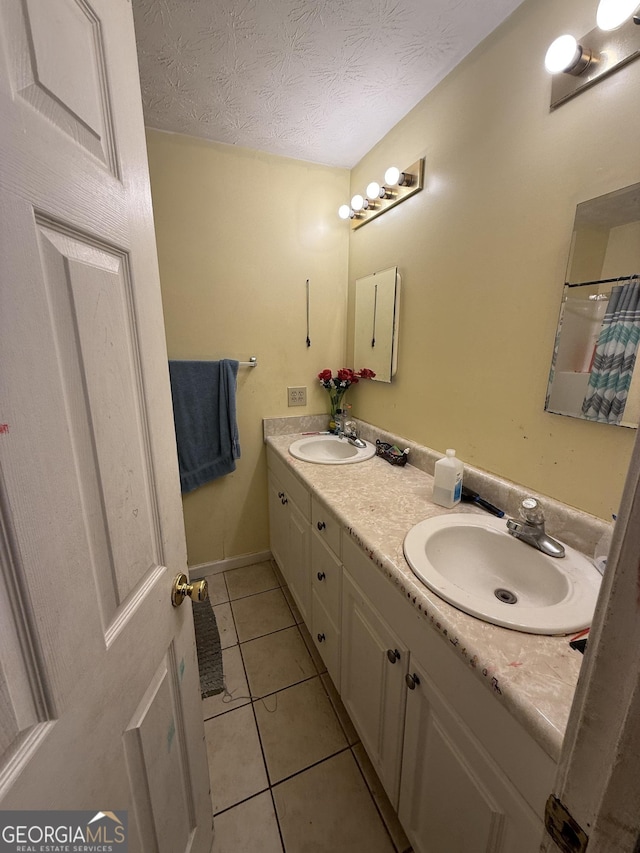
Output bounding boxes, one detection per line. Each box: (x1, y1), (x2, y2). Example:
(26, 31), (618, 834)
(202, 559), (412, 853)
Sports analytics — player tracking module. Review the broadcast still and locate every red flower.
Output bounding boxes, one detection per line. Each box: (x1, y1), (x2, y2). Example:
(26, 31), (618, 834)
(337, 368), (355, 383)
(318, 367), (375, 392)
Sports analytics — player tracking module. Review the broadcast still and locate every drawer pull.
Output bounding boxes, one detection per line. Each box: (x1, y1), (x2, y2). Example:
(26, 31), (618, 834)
(317, 633), (326, 643)
(317, 521), (326, 531)
(387, 649), (401, 664)
(405, 673), (421, 690)
(317, 571), (326, 581)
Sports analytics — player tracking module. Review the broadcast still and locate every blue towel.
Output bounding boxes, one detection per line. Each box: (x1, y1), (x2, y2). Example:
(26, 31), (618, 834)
(168, 360), (240, 493)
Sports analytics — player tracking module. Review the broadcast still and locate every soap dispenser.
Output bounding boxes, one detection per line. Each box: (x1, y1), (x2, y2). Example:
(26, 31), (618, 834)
(432, 449), (464, 508)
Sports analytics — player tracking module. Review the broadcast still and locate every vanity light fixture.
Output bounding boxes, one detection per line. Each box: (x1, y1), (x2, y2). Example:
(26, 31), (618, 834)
(337, 158), (424, 230)
(596, 0), (640, 30)
(544, 35), (593, 75)
(545, 5), (640, 108)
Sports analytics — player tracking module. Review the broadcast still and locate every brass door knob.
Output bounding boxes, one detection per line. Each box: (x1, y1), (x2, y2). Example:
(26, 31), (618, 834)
(171, 573), (209, 607)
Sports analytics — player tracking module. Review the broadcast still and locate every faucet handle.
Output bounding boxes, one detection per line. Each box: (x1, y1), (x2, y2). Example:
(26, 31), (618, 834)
(520, 497), (545, 525)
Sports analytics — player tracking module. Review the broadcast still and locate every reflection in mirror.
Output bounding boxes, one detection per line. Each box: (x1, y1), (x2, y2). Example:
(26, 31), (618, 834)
(354, 267), (400, 383)
(545, 183), (640, 428)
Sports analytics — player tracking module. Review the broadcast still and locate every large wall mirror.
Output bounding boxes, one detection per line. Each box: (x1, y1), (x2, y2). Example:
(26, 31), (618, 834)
(545, 183), (640, 427)
(353, 267), (400, 383)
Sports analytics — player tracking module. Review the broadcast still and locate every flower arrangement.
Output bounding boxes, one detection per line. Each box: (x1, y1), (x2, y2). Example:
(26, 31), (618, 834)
(317, 367), (376, 429)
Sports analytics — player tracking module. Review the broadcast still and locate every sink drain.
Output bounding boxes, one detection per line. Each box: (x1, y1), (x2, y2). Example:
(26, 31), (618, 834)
(494, 588), (518, 605)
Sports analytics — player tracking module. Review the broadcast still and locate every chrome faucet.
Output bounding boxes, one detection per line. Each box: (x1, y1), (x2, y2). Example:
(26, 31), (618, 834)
(506, 498), (565, 558)
(336, 412), (367, 448)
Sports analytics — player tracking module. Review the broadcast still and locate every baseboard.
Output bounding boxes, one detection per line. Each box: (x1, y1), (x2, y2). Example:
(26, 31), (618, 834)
(189, 550), (273, 578)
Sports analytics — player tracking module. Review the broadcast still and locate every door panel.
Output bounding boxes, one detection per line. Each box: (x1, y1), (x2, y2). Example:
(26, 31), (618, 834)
(5, 0), (119, 173)
(124, 644), (197, 853)
(36, 221), (159, 616)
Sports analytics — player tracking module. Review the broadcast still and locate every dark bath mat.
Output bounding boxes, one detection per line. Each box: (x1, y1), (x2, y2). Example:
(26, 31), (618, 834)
(192, 596), (224, 698)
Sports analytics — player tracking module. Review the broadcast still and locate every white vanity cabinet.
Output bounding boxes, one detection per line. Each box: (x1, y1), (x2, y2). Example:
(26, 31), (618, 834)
(341, 533), (555, 853)
(266, 444), (556, 853)
(399, 655), (545, 853)
(266, 450), (311, 623)
(340, 569), (408, 807)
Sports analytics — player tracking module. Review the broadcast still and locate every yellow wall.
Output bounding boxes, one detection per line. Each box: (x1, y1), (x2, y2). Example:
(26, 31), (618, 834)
(347, 0), (639, 520)
(146, 131), (349, 565)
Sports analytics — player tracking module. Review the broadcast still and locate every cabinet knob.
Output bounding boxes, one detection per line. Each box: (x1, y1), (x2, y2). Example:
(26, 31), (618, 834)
(387, 649), (401, 664)
(317, 571), (326, 581)
(317, 521), (326, 531)
(405, 673), (420, 690)
(317, 633), (326, 643)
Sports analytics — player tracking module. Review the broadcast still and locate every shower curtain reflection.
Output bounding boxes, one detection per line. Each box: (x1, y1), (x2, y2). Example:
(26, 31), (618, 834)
(581, 278), (640, 425)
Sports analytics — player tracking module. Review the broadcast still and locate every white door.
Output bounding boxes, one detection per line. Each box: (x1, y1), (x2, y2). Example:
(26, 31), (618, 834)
(0, 2), (213, 851)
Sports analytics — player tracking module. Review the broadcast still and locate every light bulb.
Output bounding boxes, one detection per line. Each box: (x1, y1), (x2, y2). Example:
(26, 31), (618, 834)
(544, 34), (581, 73)
(596, 0), (639, 29)
(338, 204), (351, 220)
(351, 194), (364, 211)
(366, 181), (381, 199)
(384, 167), (400, 186)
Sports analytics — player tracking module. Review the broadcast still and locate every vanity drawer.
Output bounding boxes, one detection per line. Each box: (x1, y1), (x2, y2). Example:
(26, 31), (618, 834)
(311, 589), (341, 686)
(312, 495), (341, 557)
(267, 446), (311, 520)
(311, 530), (342, 624)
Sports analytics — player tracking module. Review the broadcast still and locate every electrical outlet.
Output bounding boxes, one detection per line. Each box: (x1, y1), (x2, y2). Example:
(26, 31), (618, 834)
(288, 386), (307, 407)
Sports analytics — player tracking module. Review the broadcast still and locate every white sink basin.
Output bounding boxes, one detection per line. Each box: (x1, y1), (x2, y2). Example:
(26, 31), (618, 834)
(288, 434), (376, 465)
(403, 513), (602, 635)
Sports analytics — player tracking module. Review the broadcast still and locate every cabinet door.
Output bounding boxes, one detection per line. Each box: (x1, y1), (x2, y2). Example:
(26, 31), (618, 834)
(288, 502), (311, 624)
(311, 589), (341, 686)
(340, 570), (408, 807)
(311, 530), (342, 624)
(399, 657), (544, 853)
(267, 473), (290, 582)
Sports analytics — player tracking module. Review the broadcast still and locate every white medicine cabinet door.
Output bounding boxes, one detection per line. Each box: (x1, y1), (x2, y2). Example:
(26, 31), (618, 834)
(340, 570), (408, 807)
(399, 655), (544, 853)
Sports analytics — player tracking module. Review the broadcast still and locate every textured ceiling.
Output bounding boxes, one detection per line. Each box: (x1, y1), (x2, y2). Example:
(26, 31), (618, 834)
(133, 0), (526, 168)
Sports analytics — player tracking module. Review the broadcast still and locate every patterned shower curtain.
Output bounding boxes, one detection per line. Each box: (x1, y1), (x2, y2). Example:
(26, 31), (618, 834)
(582, 278), (640, 424)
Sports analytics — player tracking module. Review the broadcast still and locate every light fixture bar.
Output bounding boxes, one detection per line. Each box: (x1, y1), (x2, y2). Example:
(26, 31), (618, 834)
(350, 158), (424, 230)
(549, 16), (640, 109)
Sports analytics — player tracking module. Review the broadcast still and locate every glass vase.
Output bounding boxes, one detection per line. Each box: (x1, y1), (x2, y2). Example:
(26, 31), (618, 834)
(328, 390), (346, 432)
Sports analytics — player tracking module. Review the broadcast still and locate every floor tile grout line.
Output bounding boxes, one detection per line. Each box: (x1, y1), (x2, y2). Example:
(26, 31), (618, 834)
(229, 585), (298, 645)
(349, 744), (407, 853)
(317, 671), (358, 747)
(248, 671), (321, 704)
(203, 623), (320, 721)
(210, 562), (405, 851)
(212, 786), (276, 821)
(206, 563), (291, 849)
(268, 787), (287, 853)
(225, 581), (282, 603)
(268, 744), (353, 791)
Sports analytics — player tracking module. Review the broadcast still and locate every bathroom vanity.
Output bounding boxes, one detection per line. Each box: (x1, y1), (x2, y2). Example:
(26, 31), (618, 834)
(265, 425), (600, 853)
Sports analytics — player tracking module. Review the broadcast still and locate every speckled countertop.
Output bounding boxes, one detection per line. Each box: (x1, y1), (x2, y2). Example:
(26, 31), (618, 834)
(266, 428), (600, 764)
